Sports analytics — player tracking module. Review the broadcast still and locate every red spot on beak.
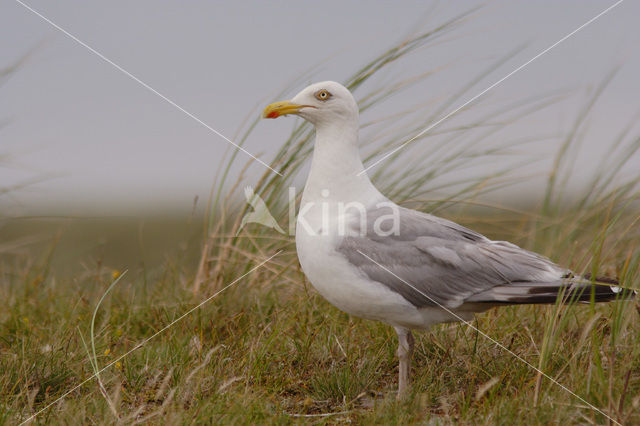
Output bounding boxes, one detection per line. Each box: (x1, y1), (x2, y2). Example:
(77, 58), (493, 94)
(267, 111), (279, 119)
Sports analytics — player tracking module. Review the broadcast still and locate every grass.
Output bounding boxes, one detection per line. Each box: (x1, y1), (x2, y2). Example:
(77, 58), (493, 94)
(1, 224), (639, 424)
(2, 7), (640, 425)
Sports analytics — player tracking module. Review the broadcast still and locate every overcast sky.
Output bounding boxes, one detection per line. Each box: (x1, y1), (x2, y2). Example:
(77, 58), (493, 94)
(1, 1), (639, 215)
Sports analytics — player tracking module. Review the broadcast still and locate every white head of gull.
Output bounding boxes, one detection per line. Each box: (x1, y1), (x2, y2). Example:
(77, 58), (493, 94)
(263, 81), (634, 398)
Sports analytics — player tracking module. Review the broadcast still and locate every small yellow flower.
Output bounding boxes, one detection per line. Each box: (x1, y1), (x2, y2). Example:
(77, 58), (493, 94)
(104, 348), (111, 356)
(111, 270), (121, 280)
(303, 397), (313, 408)
(115, 328), (123, 337)
(115, 361), (122, 370)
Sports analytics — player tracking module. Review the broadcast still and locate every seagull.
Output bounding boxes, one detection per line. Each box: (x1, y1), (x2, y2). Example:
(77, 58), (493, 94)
(262, 81), (634, 398)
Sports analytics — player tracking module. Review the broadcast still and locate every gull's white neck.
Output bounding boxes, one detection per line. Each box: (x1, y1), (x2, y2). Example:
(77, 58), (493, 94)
(302, 120), (383, 205)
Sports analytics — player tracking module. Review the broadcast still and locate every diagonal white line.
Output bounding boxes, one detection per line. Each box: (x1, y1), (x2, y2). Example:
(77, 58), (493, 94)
(14, 0), (282, 177)
(359, 0), (625, 176)
(356, 249), (620, 425)
(19, 250), (281, 425)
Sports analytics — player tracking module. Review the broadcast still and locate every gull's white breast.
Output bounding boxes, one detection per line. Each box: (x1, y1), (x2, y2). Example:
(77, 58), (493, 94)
(295, 200), (426, 329)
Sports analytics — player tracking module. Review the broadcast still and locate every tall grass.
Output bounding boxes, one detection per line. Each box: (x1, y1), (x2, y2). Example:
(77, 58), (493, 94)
(2, 8), (640, 424)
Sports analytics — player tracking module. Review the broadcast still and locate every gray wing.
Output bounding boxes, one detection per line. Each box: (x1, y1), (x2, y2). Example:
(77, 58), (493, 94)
(337, 205), (569, 309)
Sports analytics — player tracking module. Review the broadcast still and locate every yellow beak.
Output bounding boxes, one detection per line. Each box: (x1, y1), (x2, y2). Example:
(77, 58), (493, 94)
(262, 101), (315, 119)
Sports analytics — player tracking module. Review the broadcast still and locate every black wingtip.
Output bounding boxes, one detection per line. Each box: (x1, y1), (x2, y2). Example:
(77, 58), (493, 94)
(470, 279), (637, 306)
(580, 274), (637, 301)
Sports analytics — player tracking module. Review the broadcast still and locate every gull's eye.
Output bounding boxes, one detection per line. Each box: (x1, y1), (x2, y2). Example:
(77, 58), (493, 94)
(314, 89), (332, 101)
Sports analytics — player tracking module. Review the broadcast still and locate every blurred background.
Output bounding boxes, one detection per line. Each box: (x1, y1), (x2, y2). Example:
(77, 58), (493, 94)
(1, 0), (639, 272)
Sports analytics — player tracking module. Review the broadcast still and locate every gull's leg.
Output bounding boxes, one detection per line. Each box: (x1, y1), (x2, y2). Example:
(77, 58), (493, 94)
(395, 327), (414, 399)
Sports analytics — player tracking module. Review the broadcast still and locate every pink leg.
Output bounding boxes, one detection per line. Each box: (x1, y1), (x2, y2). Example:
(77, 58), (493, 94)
(395, 327), (414, 399)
